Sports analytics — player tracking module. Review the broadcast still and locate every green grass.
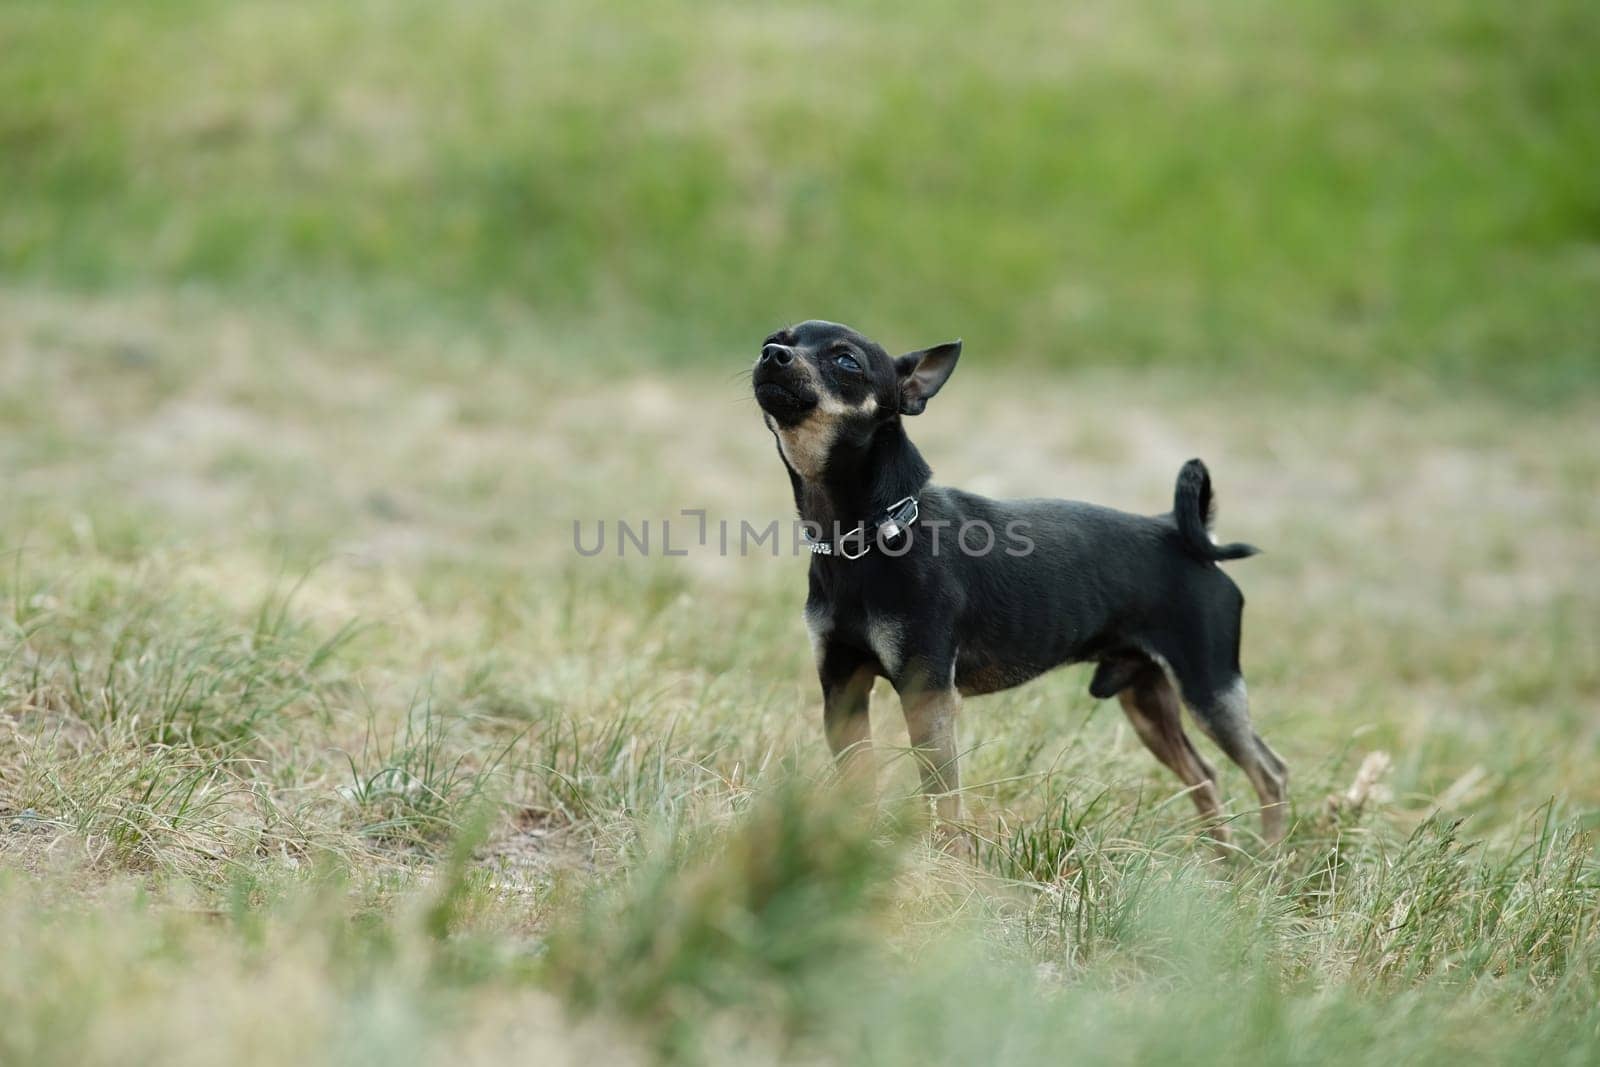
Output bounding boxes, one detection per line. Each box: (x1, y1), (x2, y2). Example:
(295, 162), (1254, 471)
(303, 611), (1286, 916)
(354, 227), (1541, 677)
(3, 1), (1600, 1061)
(3, 0), (1599, 392)
(1, 290), (1597, 1063)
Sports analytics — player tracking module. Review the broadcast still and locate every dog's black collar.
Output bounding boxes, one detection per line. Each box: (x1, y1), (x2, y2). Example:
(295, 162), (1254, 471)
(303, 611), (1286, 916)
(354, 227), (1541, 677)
(803, 496), (920, 560)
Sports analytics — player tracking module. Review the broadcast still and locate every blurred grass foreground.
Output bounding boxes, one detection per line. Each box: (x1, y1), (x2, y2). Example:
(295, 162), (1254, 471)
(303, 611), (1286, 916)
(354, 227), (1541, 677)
(3, 0), (1598, 392)
(2, 2), (1600, 1066)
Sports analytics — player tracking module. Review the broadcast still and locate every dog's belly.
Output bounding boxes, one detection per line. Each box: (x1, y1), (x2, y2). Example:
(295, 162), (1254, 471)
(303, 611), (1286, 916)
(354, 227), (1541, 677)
(954, 648), (1075, 697)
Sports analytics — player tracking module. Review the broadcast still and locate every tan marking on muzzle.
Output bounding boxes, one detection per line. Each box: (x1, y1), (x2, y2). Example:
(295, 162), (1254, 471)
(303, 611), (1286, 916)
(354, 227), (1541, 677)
(769, 358), (876, 482)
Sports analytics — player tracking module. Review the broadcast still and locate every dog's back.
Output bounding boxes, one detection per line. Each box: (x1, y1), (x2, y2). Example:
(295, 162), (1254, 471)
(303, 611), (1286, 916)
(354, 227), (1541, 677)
(914, 485), (1244, 697)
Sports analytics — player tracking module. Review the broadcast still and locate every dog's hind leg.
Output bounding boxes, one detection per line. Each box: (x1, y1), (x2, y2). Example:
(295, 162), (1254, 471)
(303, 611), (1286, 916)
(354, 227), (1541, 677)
(1116, 667), (1229, 843)
(1187, 677), (1289, 844)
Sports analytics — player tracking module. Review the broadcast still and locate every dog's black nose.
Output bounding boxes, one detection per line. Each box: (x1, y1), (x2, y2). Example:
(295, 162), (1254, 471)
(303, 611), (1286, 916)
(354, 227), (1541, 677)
(760, 343), (794, 367)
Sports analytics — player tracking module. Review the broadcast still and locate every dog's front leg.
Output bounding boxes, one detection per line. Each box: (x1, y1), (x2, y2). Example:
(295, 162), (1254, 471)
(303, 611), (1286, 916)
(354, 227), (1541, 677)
(819, 643), (876, 780)
(896, 660), (962, 822)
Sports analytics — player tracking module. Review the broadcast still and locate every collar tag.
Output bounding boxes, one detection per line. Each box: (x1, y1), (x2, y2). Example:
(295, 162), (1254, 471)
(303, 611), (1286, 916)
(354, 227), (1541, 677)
(803, 496), (919, 560)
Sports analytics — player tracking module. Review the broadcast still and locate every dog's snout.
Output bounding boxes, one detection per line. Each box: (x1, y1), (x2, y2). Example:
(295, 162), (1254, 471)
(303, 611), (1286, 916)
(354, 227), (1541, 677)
(760, 343), (794, 367)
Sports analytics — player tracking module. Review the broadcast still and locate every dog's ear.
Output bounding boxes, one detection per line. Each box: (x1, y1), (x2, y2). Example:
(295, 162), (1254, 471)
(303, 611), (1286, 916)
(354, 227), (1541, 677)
(894, 340), (961, 416)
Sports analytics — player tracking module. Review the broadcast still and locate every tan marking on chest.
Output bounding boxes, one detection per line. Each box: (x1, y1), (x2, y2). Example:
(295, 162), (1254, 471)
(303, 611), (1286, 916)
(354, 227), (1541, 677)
(805, 603), (832, 668)
(866, 616), (905, 675)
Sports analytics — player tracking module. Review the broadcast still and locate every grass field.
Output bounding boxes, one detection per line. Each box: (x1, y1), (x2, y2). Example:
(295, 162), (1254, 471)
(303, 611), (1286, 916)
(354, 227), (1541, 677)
(3, 1), (1600, 1064)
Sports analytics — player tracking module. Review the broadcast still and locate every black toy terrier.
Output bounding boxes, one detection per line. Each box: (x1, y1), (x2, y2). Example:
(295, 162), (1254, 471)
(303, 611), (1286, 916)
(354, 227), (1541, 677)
(753, 320), (1288, 844)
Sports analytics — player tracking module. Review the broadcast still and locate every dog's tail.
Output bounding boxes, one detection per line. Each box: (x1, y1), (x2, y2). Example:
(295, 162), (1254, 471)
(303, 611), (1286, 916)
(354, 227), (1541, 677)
(1174, 458), (1259, 563)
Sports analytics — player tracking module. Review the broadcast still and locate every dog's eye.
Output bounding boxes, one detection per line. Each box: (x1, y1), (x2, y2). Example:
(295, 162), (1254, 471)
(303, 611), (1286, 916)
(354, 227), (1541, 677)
(833, 352), (861, 373)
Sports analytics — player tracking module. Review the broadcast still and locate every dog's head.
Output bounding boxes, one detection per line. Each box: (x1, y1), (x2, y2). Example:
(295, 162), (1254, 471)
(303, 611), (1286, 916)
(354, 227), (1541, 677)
(753, 320), (960, 480)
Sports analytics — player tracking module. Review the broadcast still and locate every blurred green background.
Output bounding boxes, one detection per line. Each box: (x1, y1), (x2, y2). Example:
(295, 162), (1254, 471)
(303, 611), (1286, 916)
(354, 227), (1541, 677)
(4, 0), (1597, 393)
